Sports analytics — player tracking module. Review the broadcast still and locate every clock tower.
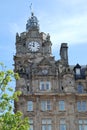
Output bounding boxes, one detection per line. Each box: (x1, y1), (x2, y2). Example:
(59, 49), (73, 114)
(14, 11), (87, 130)
(14, 11), (55, 111)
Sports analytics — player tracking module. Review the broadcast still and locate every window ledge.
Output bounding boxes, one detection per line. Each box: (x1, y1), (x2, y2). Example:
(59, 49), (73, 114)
(59, 110), (66, 112)
(27, 111), (34, 112)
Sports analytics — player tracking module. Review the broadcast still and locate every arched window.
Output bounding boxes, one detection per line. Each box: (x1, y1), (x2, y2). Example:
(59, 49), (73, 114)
(77, 84), (84, 93)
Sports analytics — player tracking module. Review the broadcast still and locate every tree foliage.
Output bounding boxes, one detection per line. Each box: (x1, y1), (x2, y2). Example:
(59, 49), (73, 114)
(0, 63), (29, 130)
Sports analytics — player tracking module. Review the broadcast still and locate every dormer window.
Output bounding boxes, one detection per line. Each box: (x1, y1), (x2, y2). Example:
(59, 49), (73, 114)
(74, 64), (81, 75)
(74, 64), (81, 80)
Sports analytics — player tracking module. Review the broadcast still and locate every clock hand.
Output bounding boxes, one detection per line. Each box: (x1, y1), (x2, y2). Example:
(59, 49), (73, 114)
(33, 42), (35, 47)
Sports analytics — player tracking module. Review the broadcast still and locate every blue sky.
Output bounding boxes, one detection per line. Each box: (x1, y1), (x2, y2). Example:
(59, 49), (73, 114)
(0, 0), (87, 70)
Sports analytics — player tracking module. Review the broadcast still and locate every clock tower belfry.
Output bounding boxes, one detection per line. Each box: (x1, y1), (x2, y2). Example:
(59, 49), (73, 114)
(26, 12), (39, 31)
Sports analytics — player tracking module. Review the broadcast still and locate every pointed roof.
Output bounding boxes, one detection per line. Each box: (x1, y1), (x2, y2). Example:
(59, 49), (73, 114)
(73, 63), (81, 71)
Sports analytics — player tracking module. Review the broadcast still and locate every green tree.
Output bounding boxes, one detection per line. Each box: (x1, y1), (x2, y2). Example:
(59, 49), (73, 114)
(0, 63), (29, 130)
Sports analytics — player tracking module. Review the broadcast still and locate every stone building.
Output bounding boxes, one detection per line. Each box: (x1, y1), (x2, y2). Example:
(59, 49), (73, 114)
(14, 12), (87, 130)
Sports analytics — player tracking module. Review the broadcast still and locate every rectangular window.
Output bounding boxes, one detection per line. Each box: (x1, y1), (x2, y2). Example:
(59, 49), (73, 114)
(77, 84), (83, 93)
(40, 81), (51, 91)
(27, 101), (33, 111)
(42, 119), (52, 130)
(77, 102), (81, 112)
(82, 102), (86, 111)
(29, 119), (33, 130)
(40, 82), (45, 90)
(78, 119), (87, 130)
(76, 68), (81, 75)
(60, 119), (66, 130)
(77, 101), (87, 112)
(41, 100), (51, 111)
(59, 100), (65, 111)
(46, 82), (51, 90)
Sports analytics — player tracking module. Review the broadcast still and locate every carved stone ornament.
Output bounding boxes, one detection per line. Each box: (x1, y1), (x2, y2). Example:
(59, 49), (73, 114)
(62, 74), (75, 92)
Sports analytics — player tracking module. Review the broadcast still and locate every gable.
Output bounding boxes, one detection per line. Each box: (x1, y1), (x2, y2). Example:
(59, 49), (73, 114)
(37, 57), (52, 67)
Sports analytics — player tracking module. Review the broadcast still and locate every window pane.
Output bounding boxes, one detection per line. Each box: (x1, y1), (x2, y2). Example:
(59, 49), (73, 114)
(84, 125), (87, 130)
(42, 119), (52, 130)
(29, 119), (33, 124)
(42, 120), (47, 124)
(79, 120), (87, 130)
(29, 119), (33, 130)
(48, 125), (51, 130)
(41, 100), (51, 111)
(47, 100), (51, 110)
(27, 101), (33, 111)
(40, 82), (45, 90)
(79, 120), (83, 124)
(60, 119), (66, 130)
(79, 125), (83, 130)
(42, 119), (51, 124)
(42, 84), (45, 90)
(47, 119), (51, 124)
(46, 82), (51, 90)
(30, 125), (33, 130)
(84, 120), (87, 124)
(77, 101), (87, 112)
(41, 101), (46, 111)
(42, 125), (46, 130)
(82, 101), (86, 111)
(77, 85), (83, 93)
(60, 119), (65, 124)
(77, 102), (81, 111)
(46, 83), (49, 90)
(40, 81), (51, 91)
(59, 101), (65, 111)
(76, 69), (80, 75)
(60, 125), (66, 130)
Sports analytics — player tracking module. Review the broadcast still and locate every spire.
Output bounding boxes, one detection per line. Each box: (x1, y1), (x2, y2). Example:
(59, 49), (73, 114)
(26, 3), (39, 31)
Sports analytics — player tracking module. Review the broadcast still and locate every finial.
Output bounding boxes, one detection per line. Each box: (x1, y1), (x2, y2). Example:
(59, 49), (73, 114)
(29, 3), (32, 12)
(26, 1), (39, 31)
(29, 2), (34, 16)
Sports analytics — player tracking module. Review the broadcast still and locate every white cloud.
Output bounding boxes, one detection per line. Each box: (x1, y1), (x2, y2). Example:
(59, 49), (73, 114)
(48, 13), (87, 48)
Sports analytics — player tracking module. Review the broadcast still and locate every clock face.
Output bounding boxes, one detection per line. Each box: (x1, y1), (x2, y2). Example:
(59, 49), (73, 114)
(42, 69), (48, 75)
(28, 41), (40, 52)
